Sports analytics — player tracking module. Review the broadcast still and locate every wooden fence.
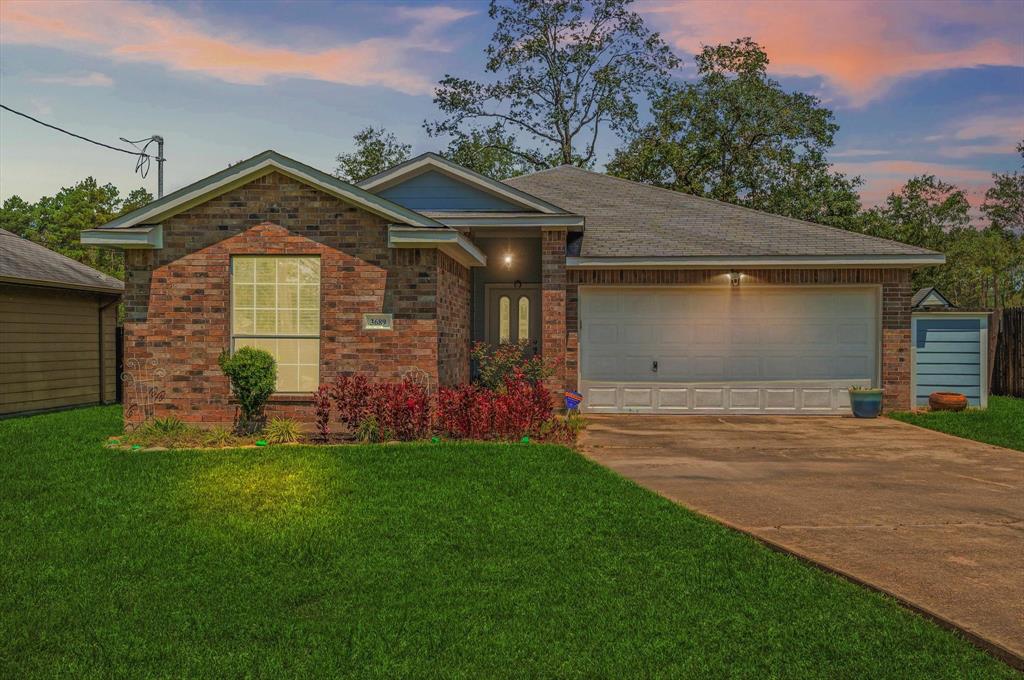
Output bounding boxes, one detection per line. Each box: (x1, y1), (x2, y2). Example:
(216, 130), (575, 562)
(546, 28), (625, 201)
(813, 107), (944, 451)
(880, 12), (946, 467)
(992, 308), (1024, 398)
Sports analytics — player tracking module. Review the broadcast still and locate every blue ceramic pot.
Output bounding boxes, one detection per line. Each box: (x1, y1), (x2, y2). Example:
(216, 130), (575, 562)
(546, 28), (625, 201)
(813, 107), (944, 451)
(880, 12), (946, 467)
(849, 389), (883, 418)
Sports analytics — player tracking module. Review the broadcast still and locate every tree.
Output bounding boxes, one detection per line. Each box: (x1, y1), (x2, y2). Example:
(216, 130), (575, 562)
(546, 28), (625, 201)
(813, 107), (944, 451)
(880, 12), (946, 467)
(334, 127), (411, 182)
(0, 178), (152, 280)
(981, 140), (1024, 235)
(607, 37), (861, 226)
(441, 125), (536, 179)
(427, 0), (679, 168)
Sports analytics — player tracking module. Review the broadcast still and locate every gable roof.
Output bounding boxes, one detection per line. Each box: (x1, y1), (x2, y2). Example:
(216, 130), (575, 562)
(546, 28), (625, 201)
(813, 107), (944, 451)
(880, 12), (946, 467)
(358, 152), (571, 214)
(505, 165), (944, 264)
(0, 229), (123, 293)
(912, 286), (955, 309)
(94, 150), (444, 231)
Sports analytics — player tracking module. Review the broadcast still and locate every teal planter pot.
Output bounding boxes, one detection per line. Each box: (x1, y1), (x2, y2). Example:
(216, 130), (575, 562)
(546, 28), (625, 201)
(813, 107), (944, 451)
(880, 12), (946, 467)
(849, 388), (883, 418)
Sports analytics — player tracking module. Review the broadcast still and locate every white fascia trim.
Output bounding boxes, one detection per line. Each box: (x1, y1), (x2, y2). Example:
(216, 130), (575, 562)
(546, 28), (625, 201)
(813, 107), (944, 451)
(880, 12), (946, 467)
(437, 215), (584, 229)
(388, 226), (488, 267)
(567, 254), (947, 268)
(911, 311), (991, 318)
(103, 158), (440, 230)
(362, 156), (560, 214)
(81, 225), (163, 249)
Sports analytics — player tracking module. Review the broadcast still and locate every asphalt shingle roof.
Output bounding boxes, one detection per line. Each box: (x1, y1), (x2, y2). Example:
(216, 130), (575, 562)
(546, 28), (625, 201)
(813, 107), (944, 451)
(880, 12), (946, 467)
(0, 229), (123, 293)
(505, 166), (939, 259)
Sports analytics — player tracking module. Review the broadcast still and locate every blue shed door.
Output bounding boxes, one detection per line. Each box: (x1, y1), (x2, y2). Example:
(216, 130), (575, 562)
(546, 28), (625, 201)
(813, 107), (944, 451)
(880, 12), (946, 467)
(914, 317), (983, 406)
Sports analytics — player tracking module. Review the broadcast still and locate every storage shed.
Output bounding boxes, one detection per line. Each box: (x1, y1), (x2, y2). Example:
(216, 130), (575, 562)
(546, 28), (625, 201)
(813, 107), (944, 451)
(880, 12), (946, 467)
(0, 229), (123, 416)
(910, 287), (990, 409)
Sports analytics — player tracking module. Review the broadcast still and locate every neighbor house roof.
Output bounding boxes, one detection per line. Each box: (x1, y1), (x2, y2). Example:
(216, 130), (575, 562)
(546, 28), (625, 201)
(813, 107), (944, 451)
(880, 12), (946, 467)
(0, 229), (123, 294)
(505, 165), (944, 265)
(912, 286), (955, 309)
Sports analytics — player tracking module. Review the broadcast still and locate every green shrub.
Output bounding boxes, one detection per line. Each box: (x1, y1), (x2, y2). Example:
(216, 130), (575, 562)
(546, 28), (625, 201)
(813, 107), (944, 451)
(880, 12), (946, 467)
(218, 347), (277, 433)
(264, 418), (303, 444)
(355, 415), (389, 443)
(472, 341), (554, 391)
(126, 416), (196, 448)
(202, 426), (237, 448)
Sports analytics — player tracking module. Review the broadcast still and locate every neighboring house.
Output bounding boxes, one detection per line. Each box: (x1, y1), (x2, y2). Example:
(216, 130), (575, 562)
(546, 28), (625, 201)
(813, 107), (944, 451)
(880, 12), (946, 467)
(82, 150), (943, 422)
(1, 228), (122, 416)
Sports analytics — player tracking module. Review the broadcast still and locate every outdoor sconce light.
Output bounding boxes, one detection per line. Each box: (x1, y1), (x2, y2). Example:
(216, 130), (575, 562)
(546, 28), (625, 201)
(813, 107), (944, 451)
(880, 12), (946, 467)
(729, 270), (741, 287)
(503, 253), (513, 268)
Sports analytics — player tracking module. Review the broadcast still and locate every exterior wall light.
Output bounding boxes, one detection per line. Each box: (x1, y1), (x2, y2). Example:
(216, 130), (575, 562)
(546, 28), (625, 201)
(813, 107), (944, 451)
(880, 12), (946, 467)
(503, 253), (513, 270)
(730, 270), (741, 287)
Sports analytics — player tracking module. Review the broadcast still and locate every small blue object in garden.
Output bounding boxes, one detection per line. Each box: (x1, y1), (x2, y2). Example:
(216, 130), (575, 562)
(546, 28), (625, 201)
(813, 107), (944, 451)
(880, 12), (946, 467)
(256, 440), (267, 447)
(520, 436), (530, 443)
(564, 390), (583, 411)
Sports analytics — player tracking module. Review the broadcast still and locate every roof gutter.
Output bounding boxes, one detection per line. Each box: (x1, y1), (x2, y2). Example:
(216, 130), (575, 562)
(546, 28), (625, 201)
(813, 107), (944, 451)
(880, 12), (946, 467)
(0, 274), (124, 295)
(81, 225), (163, 249)
(567, 254), (946, 269)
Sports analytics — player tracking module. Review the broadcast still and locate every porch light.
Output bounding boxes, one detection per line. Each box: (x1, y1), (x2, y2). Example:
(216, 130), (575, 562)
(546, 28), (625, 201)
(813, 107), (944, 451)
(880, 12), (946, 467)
(503, 253), (513, 269)
(729, 270), (741, 287)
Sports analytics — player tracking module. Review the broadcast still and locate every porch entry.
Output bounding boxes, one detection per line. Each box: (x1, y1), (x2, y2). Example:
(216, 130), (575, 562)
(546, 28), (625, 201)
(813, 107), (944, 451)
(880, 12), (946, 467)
(485, 284), (541, 355)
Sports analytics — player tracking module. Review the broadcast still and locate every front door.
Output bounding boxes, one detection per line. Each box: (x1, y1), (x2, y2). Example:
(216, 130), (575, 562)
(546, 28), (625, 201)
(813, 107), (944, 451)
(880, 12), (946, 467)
(486, 285), (541, 355)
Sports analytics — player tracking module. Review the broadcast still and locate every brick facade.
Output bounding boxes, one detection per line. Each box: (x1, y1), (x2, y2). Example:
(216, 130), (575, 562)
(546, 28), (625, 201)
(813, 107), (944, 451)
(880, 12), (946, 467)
(541, 228), (567, 393)
(436, 251), (471, 386)
(564, 268), (914, 411)
(123, 172), (465, 425)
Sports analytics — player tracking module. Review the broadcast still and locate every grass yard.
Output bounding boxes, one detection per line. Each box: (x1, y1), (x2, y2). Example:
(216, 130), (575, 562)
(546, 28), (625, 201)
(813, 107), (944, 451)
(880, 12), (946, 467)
(0, 407), (1013, 678)
(891, 396), (1024, 452)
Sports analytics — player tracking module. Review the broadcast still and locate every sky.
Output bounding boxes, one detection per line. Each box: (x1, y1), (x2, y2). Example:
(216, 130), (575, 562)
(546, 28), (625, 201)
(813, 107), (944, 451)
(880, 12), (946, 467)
(1, 0), (1021, 213)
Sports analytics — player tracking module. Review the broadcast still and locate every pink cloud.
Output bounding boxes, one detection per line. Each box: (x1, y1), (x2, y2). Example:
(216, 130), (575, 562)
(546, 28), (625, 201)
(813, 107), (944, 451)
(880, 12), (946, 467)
(1, 1), (475, 95)
(834, 159), (995, 209)
(640, 0), (1023, 106)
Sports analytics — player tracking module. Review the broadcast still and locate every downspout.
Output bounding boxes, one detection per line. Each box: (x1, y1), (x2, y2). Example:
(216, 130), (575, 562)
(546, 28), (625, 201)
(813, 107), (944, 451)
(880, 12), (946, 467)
(98, 295), (119, 405)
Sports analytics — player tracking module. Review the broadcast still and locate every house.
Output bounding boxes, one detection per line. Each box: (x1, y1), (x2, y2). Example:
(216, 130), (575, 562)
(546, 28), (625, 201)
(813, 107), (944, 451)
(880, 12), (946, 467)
(1, 228), (122, 416)
(81, 150), (944, 423)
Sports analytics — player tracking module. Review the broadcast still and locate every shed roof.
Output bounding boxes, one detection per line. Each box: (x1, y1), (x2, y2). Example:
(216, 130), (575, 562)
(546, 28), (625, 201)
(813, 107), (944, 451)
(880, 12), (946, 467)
(0, 229), (123, 293)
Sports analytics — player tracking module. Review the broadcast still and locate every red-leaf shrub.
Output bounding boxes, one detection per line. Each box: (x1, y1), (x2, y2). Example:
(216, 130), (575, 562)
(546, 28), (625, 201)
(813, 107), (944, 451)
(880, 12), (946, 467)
(434, 371), (553, 441)
(332, 374), (372, 429)
(331, 374), (431, 441)
(312, 384), (332, 440)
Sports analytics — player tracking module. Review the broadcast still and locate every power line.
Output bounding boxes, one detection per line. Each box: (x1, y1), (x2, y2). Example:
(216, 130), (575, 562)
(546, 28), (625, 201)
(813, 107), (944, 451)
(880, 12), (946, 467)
(1, 103), (166, 192)
(0, 104), (164, 161)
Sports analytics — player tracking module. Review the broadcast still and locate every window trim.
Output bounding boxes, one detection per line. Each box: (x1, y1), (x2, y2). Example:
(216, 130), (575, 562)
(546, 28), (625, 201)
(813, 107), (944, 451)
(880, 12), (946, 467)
(229, 254), (321, 394)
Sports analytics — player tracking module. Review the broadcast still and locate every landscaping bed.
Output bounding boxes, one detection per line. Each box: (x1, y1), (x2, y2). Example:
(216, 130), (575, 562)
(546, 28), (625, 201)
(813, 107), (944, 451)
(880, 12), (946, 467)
(890, 396), (1024, 452)
(0, 406), (1014, 678)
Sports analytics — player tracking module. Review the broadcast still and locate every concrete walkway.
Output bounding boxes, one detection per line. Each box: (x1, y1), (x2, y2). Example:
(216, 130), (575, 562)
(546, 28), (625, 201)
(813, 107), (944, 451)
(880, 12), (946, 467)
(578, 415), (1024, 663)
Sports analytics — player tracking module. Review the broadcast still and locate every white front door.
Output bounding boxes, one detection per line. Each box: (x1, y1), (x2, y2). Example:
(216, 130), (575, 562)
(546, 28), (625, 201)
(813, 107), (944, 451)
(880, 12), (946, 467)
(579, 287), (879, 413)
(486, 286), (540, 354)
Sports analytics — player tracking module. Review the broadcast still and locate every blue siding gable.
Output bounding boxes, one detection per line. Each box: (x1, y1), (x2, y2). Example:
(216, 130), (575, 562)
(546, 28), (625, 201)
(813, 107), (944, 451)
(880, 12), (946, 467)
(377, 170), (526, 211)
(914, 317), (983, 406)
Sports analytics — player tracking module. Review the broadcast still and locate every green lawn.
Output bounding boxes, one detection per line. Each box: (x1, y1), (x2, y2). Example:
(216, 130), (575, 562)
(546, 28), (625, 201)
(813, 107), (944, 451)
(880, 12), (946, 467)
(0, 407), (1012, 678)
(891, 396), (1024, 452)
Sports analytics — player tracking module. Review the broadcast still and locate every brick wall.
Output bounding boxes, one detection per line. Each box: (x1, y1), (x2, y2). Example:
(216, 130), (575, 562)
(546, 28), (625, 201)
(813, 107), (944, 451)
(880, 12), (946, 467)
(541, 228), (567, 394)
(436, 251), (471, 386)
(122, 171), (456, 425)
(566, 268), (913, 411)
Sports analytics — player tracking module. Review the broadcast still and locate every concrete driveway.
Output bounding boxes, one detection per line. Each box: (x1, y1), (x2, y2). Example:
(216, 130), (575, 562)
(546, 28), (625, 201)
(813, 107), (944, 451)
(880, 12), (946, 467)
(579, 415), (1024, 663)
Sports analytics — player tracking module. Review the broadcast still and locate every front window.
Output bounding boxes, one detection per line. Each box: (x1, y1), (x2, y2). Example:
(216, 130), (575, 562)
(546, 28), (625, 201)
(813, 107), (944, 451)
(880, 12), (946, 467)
(231, 255), (320, 392)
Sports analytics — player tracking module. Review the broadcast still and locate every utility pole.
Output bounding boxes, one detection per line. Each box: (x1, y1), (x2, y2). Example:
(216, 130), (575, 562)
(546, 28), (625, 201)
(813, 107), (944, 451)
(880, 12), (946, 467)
(153, 135), (165, 198)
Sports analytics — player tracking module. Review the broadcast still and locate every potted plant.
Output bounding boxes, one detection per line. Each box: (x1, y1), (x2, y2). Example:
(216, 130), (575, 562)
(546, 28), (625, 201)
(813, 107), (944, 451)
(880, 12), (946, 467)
(848, 385), (883, 418)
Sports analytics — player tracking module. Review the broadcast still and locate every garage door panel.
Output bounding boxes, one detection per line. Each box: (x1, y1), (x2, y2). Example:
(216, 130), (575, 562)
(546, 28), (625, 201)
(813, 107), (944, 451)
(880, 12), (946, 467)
(579, 287), (879, 414)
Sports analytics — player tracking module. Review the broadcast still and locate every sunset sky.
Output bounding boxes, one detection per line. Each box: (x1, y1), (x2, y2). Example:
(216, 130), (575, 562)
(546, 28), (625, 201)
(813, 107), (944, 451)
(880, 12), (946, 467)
(1, 0), (1021, 211)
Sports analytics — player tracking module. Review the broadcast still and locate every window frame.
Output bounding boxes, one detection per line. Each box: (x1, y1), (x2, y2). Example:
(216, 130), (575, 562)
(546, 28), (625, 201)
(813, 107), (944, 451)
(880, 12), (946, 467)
(229, 254), (321, 394)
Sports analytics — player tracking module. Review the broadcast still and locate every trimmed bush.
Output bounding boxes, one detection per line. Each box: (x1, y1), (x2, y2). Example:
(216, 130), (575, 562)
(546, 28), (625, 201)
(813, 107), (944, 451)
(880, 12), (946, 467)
(218, 347), (277, 434)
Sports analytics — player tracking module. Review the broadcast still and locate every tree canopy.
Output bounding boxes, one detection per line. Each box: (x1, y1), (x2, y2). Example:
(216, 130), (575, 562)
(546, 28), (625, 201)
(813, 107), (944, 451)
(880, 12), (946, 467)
(0, 178), (151, 280)
(427, 0), (678, 168)
(334, 127), (412, 183)
(607, 37), (862, 226)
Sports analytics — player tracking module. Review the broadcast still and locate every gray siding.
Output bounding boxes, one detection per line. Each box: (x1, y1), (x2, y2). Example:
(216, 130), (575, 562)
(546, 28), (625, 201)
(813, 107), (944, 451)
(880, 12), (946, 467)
(379, 170), (524, 211)
(914, 317), (982, 406)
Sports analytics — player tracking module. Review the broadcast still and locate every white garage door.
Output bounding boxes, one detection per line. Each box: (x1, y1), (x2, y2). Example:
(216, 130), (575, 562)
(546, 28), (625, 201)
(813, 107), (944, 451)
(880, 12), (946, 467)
(579, 287), (878, 414)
